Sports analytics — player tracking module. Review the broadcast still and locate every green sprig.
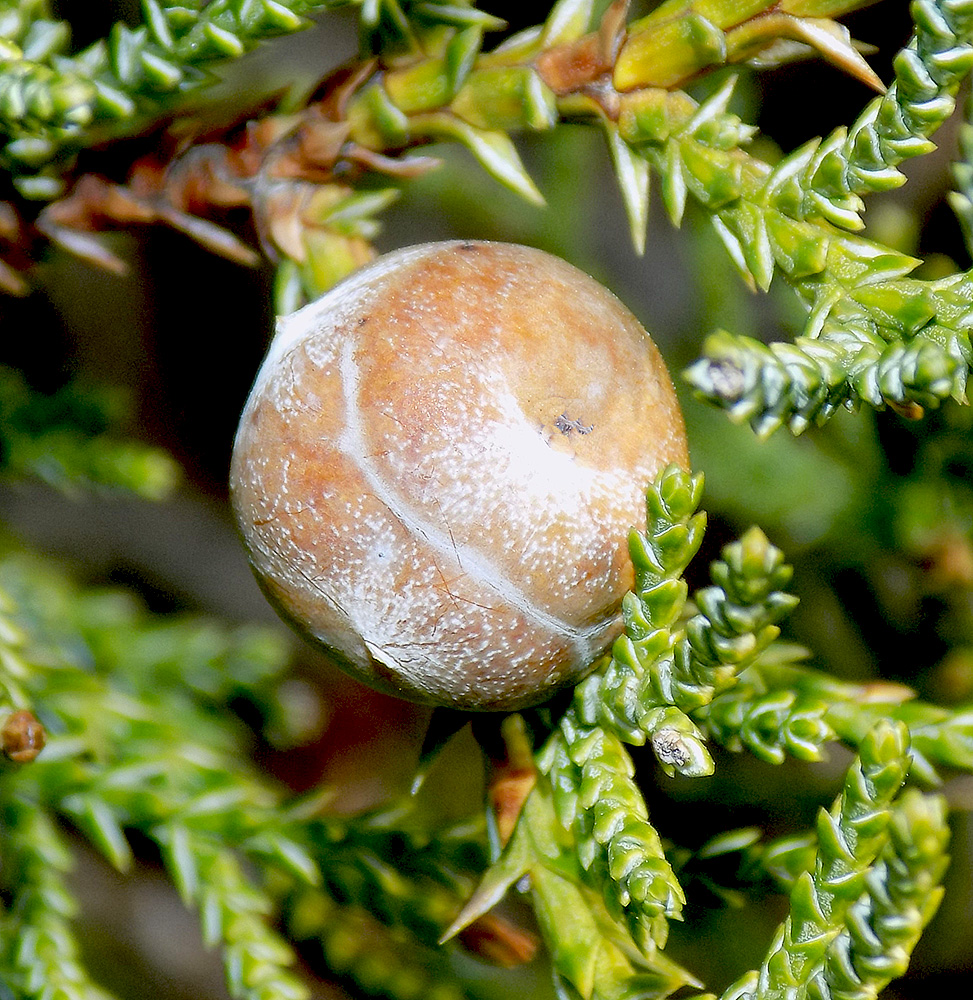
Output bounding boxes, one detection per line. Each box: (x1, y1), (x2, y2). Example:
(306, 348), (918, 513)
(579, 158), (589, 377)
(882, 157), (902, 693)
(497, 776), (701, 1000)
(814, 788), (949, 1000)
(699, 649), (973, 783)
(0, 799), (116, 1000)
(702, 684), (835, 764)
(576, 471), (804, 779)
(530, 472), (805, 968)
(828, 698), (973, 785)
(766, 0), (973, 227)
(159, 826), (309, 1000)
(685, 321), (966, 438)
(722, 721), (912, 1000)
(673, 526), (799, 706)
(616, 1), (973, 434)
(0, 1), (332, 180)
(573, 465), (709, 768)
(538, 720), (684, 953)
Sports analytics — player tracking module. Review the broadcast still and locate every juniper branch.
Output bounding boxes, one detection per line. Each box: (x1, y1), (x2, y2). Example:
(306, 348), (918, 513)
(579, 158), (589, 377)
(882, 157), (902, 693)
(672, 526), (799, 706)
(522, 776), (702, 1000)
(829, 699), (973, 785)
(704, 651), (973, 782)
(721, 721), (911, 1000)
(609, 0), (973, 257)
(28, 0), (966, 423)
(687, 323), (964, 438)
(572, 465), (708, 763)
(0, 1), (513, 189)
(765, 0), (973, 226)
(624, 2), (973, 432)
(697, 646), (855, 765)
(812, 788), (949, 1000)
(686, 252), (973, 435)
(491, 469), (703, 964)
(623, 0), (973, 249)
(0, 798), (117, 1000)
(701, 683), (836, 764)
(278, 805), (493, 998)
(538, 719), (683, 953)
(157, 825), (309, 1000)
(1, 0), (902, 294)
(576, 474), (801, 776)
(0, 1), (337, 186)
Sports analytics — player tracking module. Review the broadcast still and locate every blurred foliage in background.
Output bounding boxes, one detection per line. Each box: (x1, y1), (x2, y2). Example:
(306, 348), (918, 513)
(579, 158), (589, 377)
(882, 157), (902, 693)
(3, 2), (973, 999)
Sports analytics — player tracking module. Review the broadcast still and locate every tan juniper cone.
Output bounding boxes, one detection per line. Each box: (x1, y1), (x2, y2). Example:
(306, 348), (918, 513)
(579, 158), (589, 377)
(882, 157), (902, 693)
(230, 241), (688, 710)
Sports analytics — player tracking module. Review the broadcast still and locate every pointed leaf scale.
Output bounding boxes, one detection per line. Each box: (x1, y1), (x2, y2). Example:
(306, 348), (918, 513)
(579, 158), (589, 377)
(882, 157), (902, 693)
(440, 821), (532, 942)
(711, 214), (757, 291)
(159, 823), (199, 904)
(541, 0), (596, 48)
(605, 126), (650, 255)
(411, 113), (545, 204)
(445, 26), (483, 96)
(530, 864), (600, 1000)
(659, 142), (687, 227)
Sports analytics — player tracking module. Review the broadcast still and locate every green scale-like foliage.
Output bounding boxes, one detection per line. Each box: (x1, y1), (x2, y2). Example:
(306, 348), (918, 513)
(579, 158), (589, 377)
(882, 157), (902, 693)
(702, 650), (973, 784)
(569, 469), (798, 777)
(814, 789), (950, 1000)
(0, 1), (333, 190)
(677, 0), (973, 435)
(0, 800), (117, 1000)
(571, 465), (709, 765)
(463, 467), (832, 997)
(541, 716), (683, 953)
(763, 0), (973, 223)
(452, 463), (963, 1000)
(0, 551), (314, 1000)
(720, 722), (920, 1000)
(0, 0), (512, 192)
(0, 551), (489, 1000)
(700, 677), (837, 765)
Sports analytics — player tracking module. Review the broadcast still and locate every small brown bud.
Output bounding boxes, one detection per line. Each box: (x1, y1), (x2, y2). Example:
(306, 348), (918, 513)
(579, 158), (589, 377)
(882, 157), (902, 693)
(458, 912), (539, 968)
(2, 709), (46, 764)
(888, 399), (925, 421)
